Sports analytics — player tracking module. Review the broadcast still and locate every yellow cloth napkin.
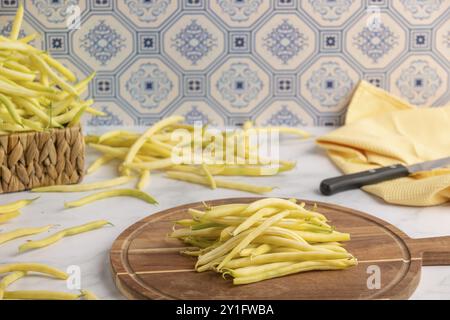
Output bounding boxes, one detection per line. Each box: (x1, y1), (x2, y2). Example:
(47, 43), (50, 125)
(316, 81), (450, 206)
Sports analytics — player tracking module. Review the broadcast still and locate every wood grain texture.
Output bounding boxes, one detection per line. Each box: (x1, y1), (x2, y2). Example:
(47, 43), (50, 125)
(110, 198), (450, 300)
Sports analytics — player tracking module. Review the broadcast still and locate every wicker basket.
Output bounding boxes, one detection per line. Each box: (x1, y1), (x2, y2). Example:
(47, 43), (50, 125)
(0, 125), (85, 193)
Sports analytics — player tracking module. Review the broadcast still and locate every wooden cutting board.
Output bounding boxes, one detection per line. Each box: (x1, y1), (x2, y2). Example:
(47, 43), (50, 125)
(110, 198), (450, 300)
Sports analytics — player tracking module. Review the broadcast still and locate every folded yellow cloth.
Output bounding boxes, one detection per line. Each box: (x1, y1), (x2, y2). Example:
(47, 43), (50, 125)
(317, 81), (450, 206)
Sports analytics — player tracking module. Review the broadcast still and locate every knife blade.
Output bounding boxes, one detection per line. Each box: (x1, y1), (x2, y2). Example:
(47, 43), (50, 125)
(320, 156), (450, 196)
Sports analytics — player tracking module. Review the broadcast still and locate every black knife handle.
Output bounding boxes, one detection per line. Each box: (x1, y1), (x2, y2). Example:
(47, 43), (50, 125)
(320, 164), (410, 196)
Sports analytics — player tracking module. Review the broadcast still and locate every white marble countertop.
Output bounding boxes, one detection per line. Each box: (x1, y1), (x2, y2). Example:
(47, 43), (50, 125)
(1, 127), (450, 300)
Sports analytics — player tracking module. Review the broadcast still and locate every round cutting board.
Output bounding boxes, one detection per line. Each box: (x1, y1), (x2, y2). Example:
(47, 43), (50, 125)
(110, 198), (450, 300)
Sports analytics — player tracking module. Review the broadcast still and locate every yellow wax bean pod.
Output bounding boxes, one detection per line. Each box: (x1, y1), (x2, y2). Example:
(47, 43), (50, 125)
(265, 226), (309, 244)
(0, 263), (68, 279)
(224, 251), (352, 270)
(50, 97), (74, 116)
(98, 130), (139, 143)
(148, 136), (174, 151)
(0, 41), (40, 52)
(32, 176), (134, 193)
(137, 170), (151, 191)
(170, 227), (223, 239)
(12, 97), (63, 128)
(166, 171), (274, 194)
(30, 53), (78, 95)
(169, 165), (202, 175)
(68, 104), (88, 127)
(0, 106), (27, 117)
(241, 198), (301, 215)
(292, 230), (351, 243)
(0, 271), (27, 300)
(217, 211), (290, 270)
(19, 34), (37, 44)
(64, 189), (158, 208)
(0, 124), (28, 132)
(0, 225), (53, 246)
(243, 121), (253, 130)
(54, 72), (96, 101)
(195, 230), (254, 267)
(0, 211), (20, 224)
(141, 143), (173, 158)
(220, 226), (236, 242)
(204, 204), (248, 218)
(212, 163), (296, 176)
(16, 118), (43, 133)
(84, 135), (100, 144)
(312, 243), (348, 253)
(124, 158), (175, 171)
(0, 93), (23, 125)
(89, 144), (128, 158)
(75, 72), (96, 92)
(86, 107), (106, 116)
(53, 100), (93, 124)
(0, 65), (35, 81)
(16, 81), (59, 94)
(80, 290), (99, 300)
(239, 244), (259, 257)
(224, 262), (295, 278)
(87, 154), (115, 174)
(0, 110), (16, 123)
(172, 198), (355, 284)
(0, 198), (38, 213)
(123, 116), (184, 166)
(18, 220), (113, 253)
(175, 219), (197, 227)
(0, 74), (18, 86)
(0, 79), (40, 97)
(42, 53), (77, 82)
(201, 164), (216, 189)
(232, 207), (279, 236)
(249, 244), (272, 257)
(4, 291), (81, 300)
(4, 61), (34, 74)
(10, 3), (24, 40)
(232, 259), (357, 285)
(40, 72), (50, 86)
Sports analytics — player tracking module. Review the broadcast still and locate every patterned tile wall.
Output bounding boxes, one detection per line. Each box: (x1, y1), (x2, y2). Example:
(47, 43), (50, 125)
(0, 0), (449, 127)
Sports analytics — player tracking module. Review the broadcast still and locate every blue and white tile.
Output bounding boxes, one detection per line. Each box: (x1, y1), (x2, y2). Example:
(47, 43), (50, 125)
(300, 56), (360, 113)
(345, 11), (407, 69)
(390, 55), (447, 107)
(0, 14), (44, 50)
(116, 0), (178, 28)
(209, 0), (271, 27)
(255, 13), (316, 71)
(82, 101), (134, 127)
(118, 58), (180, 115)
(434, 20), (450, 66)
(25, 0), (87, 29)
(0, 1), (449, 126)
(72, 14), (134, 71)
(163, 13), (225, 71)
(168, 101), (225, 126)
(210, 57), (270, 114)
(392, 0), (448, 25)
(255, 100), (315, 127)
(300, 0), (363, 27)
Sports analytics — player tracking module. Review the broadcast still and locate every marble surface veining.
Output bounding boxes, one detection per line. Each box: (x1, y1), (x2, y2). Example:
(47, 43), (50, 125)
(0, 127), (449, 300)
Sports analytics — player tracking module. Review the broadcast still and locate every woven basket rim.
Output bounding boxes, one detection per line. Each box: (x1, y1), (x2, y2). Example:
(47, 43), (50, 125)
(0, 124), (82, 138)
(0, 124), (85, 193)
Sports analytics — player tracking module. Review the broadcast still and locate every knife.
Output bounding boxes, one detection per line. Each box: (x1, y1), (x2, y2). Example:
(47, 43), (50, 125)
(320, 156), (450, 196)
